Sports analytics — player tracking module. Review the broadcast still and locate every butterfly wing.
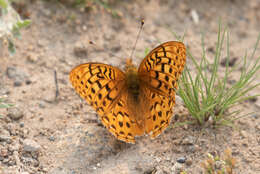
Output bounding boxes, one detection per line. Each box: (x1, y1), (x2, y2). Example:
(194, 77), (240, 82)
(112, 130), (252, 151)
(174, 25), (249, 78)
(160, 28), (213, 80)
(138, 41), (186, 137)
(105, 92), (144, 143)
(70, 63), (143, 143)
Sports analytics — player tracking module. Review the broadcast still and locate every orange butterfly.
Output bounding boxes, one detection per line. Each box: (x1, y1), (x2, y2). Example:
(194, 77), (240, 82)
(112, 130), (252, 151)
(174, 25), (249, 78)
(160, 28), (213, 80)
(70, 41), (186, 143)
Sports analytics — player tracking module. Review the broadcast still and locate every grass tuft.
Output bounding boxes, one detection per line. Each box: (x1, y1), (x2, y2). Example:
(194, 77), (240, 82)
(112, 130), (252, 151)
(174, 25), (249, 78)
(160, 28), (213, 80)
(177, 22), (260, 126)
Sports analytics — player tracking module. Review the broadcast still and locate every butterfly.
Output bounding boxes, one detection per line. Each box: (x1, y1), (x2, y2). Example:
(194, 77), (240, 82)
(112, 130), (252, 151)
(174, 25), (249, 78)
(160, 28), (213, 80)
(69, 41), (186, 143)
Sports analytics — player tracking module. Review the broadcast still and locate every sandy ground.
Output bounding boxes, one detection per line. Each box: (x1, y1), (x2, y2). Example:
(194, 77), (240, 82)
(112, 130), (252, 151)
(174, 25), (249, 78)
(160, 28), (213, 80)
(0, 0), (260, 174)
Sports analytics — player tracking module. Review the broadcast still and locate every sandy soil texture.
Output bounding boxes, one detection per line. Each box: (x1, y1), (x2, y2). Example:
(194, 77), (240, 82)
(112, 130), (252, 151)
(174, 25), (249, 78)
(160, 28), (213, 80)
(0, 0), (260, 174)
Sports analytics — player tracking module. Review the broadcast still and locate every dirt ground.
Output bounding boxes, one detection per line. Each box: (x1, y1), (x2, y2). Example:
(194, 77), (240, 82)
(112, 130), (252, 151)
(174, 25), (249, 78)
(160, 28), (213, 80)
(1, 0), (260, 174)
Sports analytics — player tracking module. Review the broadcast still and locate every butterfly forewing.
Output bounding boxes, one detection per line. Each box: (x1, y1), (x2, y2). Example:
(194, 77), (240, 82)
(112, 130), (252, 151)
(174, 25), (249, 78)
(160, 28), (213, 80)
(138, 41), (186, 96)
(70, 63), (126, 114)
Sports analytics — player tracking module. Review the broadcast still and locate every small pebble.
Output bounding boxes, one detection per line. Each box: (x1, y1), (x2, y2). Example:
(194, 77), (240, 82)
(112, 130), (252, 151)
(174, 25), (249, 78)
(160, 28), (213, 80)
(240, 130), (248, 138)
(74, 43), (88, 58)
(48, 136), (55, 142)
(182, 135), (195, 145)
(220, 57), (238, 67)
(14, 80), (22, 87)
(27, 53), (39, 62)
(8, 158), (16, 166)
(0, 128), (12, 143)
(0, 149), (8, 157)
(6, 67), (29, 86)
(25, 79), (32, 85)
(20, 122), (25, 128)
(23, 139), (41, 152)
(186, 159), (193, 166)
(190, 9), (199, 24)
(7, 107), (24, 120)
(177, 157), (186, 163)
(215, 160), (223, 169)
(6, 67), (19, 79)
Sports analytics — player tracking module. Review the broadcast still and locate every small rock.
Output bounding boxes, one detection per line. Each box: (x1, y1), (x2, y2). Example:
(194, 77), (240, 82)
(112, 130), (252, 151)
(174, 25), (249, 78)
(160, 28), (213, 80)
(240, 130), (248, 138)
(0, 148), (8, 157)
(207, 46), (215, 53)
(6, 67), (29, 86)
(37, 39), (46, 47)
(48, 136), (55, 141)
(3, 158), (9, 164)
(110, 45), (121, 52)
(251, 114), (259, 119)
(177, 157), (186, 164)
(175, 95), (184, 105)
(14, 80), (23, 87)
(25, 79), (32, 85)
(20, 122), (25, 128)
(27, 53), (39, 62)
(186, 159), (193, 166)
(8, 157), (16, 166)
(220, 57), (238, 67)
(0, 128), (12, 143)
(215, 160), (223, 169)
(190, 9), (199, 24)
(6, 67), (19, 79)
(5, 123), (16, 135)
(186, 145), (197, 153)
(182, 135), (195, 145)
(82, 25), (87, 31)
(74, 42), (88, 58)
(23, 139), (41, 152)
(7, 107), (24, 120)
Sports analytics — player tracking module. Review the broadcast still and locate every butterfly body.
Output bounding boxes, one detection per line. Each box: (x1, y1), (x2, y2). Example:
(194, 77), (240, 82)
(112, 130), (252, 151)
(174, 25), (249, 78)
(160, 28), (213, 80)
(70, 41), (186, 143)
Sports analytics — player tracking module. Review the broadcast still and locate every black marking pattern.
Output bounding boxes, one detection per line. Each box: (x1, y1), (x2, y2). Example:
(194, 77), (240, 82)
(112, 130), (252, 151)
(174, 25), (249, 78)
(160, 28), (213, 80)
(138, 41), (185, 138)
(138, 41), (186, 98)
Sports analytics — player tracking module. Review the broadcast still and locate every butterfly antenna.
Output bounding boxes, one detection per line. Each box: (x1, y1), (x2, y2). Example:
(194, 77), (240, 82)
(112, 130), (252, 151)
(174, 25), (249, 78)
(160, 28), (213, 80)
(89, 41), (122, 59)
(130, 19), (144, 61)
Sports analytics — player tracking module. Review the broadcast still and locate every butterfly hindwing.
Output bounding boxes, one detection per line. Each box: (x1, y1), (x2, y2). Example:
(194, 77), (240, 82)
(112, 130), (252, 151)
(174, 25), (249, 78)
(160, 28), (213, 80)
(104, 93), (144, 143)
